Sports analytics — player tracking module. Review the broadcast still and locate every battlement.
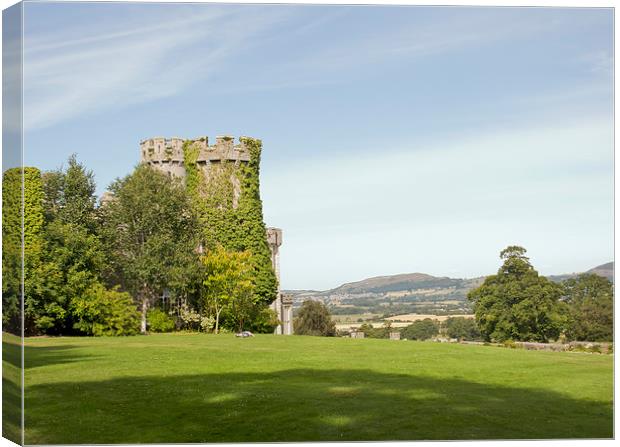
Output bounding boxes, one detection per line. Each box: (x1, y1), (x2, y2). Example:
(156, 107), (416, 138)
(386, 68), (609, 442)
(139, 135), (251, 166)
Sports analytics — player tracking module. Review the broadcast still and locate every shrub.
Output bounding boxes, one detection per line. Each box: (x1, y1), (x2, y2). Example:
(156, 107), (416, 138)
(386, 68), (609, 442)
(71, 284), (140, 336)
(147, 309), (175, 333)
(360, 321), (393, 339)
(248, 307), (279, 333)
(590, 344), (602, 354)
(200, 315), (215, 332)
(177, 302), (201, 331)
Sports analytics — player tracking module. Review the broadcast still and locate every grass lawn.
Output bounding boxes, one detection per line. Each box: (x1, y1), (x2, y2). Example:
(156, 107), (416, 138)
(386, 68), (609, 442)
(2, 332), (613, 443)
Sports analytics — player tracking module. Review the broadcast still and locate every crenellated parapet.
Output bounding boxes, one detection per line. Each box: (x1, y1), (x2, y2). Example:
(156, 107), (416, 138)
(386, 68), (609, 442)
(140, 135), (251, 170)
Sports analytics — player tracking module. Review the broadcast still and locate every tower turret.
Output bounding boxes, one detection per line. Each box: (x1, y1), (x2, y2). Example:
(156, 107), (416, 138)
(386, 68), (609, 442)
(140, 135), (251, 180)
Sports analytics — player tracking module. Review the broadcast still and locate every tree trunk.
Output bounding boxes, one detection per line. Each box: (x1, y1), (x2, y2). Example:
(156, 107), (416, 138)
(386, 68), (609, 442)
(215, 308), (221, 334)
(141, 296), (149, 334)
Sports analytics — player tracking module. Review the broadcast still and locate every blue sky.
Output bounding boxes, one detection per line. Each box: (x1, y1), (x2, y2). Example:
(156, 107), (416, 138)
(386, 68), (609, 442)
(19, 2), (613, 289)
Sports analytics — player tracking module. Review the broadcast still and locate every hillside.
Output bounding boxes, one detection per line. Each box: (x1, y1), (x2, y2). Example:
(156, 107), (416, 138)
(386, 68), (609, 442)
(587, 262), (614, 281)
(548, 262), (614, 283)
(331, 273), (461, 294)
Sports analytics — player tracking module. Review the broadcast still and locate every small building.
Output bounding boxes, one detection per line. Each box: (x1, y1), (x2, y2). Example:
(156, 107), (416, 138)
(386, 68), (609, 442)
(389, 332), (401, 340)
(350, 331), (365, 339)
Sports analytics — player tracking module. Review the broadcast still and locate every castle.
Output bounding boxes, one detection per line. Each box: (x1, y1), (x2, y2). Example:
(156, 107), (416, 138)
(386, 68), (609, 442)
(140, 135), (293, 335)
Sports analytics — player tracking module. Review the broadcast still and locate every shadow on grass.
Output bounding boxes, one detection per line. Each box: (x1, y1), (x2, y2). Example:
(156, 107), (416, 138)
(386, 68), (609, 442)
(3, 337), (97, 443)
(24, 368), (613, 444)
(2, 338), (22, 443)
(3, 339), (96, 370)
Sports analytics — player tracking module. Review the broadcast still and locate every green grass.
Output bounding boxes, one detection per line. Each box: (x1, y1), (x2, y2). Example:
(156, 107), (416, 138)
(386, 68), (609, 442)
(2, 332), (613, 443)
(2, 333), (22, 444)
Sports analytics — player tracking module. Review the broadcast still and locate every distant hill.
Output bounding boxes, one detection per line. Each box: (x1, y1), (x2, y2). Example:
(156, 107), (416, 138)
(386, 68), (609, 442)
(586, 262), (614, 282)
(548, 262), (614, 283)
(286, 261), (613, 299)
(330, 272), (462, 294)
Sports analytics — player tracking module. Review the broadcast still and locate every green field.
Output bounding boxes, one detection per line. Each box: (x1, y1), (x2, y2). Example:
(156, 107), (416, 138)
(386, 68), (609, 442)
(2, 332), (613, 443)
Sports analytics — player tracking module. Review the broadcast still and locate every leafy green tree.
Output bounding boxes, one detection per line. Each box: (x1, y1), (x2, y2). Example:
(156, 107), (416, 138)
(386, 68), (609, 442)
(562, 274), (613, 342)
(294, 300), (336, 336)
(201, 245), (254, 334)
(401, 319), (439, 340)
(42, 155), (98, 230)
(468, 246), (565, 342)
(101, 164), (198, 333)
(444, 317), (480, 341)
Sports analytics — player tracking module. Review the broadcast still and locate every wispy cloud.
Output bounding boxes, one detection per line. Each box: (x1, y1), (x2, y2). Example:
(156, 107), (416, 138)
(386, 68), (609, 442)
(23, 6), (610, 129)
(23, 6), (290, 130)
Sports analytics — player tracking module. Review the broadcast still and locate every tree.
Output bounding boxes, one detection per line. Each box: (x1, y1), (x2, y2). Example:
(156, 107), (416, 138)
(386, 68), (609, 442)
(401, 319), (439, 340)
(293, 300), (336, 336)
(32, 156), (105, 334)
(468, 246), (565, 342)
(42, 154), (98, 230)
(100, 164), (198, 333)
(19, 156), (108, 335)
(200, 245), (255, 334)
(562, 274), (613, 342)
(444, 317), (480, 341)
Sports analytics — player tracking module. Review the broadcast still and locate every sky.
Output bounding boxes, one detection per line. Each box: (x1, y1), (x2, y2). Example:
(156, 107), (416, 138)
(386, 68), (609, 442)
(13, 1), (614, 290)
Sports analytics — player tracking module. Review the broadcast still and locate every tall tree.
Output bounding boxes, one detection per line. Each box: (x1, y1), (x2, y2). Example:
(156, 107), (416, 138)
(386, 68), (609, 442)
(100, 164), (198, 333)
(294, 300), (336, 336)
(468, 246), (565, 342)
(562, 274), (613, 342)
(32, 156), (104, 334)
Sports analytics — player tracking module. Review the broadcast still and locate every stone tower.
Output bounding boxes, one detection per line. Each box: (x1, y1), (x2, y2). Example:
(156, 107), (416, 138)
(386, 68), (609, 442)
(140, 135), (293, 335)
